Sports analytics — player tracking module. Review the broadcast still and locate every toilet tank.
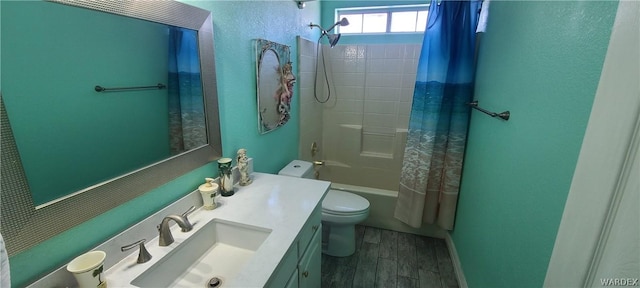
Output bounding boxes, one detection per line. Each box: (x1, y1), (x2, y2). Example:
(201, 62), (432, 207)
(278, 160), (314, 179)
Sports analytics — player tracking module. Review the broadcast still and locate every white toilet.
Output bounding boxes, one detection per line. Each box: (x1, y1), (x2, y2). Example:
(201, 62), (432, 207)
(279, 160), (370, 257)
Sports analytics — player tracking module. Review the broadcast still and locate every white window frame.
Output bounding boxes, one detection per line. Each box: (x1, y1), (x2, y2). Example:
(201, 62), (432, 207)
(336, 4), (429, 35)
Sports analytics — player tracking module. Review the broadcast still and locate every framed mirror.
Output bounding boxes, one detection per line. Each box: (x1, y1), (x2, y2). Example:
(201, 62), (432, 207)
(0, 0), (222, 256)
(255, 39), (296, 134)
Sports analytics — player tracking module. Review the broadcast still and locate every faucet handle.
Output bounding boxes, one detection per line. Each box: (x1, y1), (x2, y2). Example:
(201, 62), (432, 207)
(121, 239), (152, 263)
(179, 206), (196, 232)
(182, 205), (196, 218)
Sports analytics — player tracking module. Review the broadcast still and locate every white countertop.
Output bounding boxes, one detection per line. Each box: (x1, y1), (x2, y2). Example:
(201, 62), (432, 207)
(104, 172), (329, 288)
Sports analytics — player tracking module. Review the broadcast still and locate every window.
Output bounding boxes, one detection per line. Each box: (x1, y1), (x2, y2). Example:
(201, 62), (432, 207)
(337, 5), (429, 34)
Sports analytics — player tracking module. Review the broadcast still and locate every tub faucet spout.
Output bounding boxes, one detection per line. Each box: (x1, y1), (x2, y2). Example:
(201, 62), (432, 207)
(157, 206), (196, 247)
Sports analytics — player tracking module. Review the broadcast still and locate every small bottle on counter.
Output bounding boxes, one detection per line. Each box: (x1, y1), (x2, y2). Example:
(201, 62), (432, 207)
(199, 178), (219, 210)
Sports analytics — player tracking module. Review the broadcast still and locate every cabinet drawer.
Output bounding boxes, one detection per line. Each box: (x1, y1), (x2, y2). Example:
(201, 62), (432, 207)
(298, 204), (322, 258)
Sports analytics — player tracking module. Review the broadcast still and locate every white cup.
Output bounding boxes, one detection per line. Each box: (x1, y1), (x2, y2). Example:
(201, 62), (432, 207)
(66, 250), (107, 288)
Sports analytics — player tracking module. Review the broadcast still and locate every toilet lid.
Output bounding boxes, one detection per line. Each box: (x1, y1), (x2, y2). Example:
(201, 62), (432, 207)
(322, 190), (370, 214)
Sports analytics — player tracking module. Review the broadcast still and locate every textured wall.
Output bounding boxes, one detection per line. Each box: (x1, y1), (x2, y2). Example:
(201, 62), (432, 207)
(185, 0), (320, 173)
(7, 0), (320, 286)
(450, 1), (619, 287)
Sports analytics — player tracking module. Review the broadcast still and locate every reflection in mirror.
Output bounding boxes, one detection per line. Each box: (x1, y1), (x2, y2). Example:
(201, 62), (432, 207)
(3, 1), (208, 207)
(168, 26), (207, 155)
(255, 39), (296, 134)
(0, 0), (222, 256)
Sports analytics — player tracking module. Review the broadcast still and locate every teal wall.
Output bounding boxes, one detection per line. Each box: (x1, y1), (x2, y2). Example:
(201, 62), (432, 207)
(184, 0), (319, 173)
(6, 0), (320, 286)
(451, 1), (618, 287)
(2, 1), (171, 205)
(320, 0), (426, 44)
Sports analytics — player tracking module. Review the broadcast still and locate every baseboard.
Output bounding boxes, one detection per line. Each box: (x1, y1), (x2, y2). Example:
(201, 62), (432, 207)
(445, 232), (468, 288)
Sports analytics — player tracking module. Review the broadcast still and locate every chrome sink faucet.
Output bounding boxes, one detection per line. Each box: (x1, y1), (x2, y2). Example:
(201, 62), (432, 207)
(158, 206), (196, 246)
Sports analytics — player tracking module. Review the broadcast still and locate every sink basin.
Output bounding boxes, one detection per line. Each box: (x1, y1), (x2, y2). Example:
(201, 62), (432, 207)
(131, 219), (272, 287)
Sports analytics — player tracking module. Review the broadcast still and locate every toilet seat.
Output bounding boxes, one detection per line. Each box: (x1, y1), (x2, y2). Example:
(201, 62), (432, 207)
(322, 190), (369, 215)
(322, 209), (367, 216)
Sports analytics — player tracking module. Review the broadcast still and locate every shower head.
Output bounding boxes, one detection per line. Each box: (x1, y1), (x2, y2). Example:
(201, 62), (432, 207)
(311, 20), (349, 103)
(326, 17), (350, 32)
(308, 18), (349, 48)
(326, 33), (341, 48)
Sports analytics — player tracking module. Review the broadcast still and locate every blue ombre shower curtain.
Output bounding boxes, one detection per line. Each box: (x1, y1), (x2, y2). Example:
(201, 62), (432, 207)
(168, 27), (206, 155)
(394, 0), (481, 230)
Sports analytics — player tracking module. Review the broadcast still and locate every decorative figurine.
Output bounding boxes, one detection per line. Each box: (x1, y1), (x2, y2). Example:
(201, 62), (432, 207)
(237, 148), (252, 186)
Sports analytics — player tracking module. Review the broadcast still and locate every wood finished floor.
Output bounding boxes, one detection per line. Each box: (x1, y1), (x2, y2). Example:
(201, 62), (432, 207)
(321, 225), (458, 288)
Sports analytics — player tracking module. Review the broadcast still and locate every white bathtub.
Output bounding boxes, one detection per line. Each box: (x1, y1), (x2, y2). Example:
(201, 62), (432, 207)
(330, 183), (447, 239)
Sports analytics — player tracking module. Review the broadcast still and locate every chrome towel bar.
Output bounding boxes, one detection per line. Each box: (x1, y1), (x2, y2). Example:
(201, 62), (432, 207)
(95, 83), (166, 92)
(467, 100), (510, 121)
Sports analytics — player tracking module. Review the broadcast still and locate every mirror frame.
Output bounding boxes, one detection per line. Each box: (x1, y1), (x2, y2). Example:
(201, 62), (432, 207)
(0, 0), (222, 256)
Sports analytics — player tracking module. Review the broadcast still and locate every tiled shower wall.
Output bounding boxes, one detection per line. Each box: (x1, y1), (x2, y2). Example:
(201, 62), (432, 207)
(298, 41), (421, 190)
(297, 37), (324, 162)
(324, 44), (420, 151)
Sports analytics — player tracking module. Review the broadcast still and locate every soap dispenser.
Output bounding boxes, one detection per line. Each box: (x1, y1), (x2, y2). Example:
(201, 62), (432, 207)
(199, 178), (219, 210)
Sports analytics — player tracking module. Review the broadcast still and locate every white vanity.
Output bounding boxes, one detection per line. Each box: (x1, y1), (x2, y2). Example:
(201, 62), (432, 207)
(29, 172), (329, 288)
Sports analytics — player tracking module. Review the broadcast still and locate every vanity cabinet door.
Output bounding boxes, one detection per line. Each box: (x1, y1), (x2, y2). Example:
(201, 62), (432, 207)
(265, 242), (298, 288)
(266, 202), (322, 288)
(285, 268), (299, 288)
(298, 229), (321, 288)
